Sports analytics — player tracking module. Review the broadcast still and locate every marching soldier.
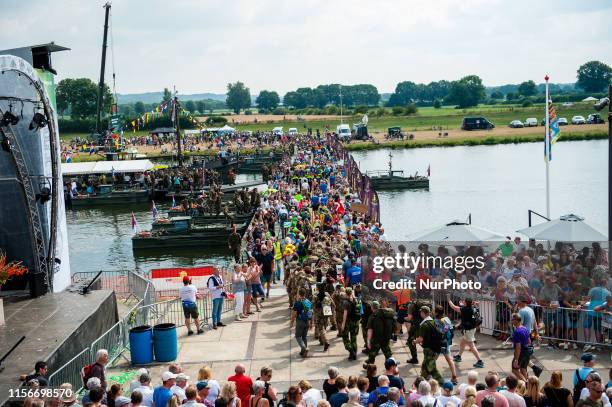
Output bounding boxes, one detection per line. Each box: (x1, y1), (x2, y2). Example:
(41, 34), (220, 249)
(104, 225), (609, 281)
(339, 287), (361, 360)
(331, 285), (346, 337)
(406, 299), (430, 365)
(313, 286), (332, 351)
(228, 224), (242, 263)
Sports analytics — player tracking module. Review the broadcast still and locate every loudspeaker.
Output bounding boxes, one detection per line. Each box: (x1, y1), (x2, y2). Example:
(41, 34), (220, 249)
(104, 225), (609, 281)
(29, 273), (48, 298)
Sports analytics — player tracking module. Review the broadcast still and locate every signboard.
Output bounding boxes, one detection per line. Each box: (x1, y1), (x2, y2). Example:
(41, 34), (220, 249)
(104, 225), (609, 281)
(351, 203), (368, 214)
(151, 266), (215, 294)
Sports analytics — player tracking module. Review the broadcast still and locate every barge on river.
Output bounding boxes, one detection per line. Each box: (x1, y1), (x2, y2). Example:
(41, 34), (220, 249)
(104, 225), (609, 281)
(132, 216), (248, 250)
(366, 152), (429, 190)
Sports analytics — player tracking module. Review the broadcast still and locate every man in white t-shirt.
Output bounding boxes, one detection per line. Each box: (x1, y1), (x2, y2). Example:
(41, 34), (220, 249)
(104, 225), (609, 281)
(171, 374), (189, 402)
(132, 372), (155, 407)
(179, 276), (203, 335)
(437, 381), (461, 406)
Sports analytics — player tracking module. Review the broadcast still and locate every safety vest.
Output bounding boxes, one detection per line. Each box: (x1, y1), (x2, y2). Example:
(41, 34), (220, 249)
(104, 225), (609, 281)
(274, 241), (282, 260)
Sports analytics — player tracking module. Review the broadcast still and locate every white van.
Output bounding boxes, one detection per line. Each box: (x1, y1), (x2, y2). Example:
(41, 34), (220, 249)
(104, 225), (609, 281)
(272, 127), (283, 136)
(336, 124), (351, 140)
(288, 128), (298, 136)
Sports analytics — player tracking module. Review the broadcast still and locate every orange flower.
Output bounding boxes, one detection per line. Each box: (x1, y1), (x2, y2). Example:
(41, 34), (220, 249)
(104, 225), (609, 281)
(0, 250), (29, 286)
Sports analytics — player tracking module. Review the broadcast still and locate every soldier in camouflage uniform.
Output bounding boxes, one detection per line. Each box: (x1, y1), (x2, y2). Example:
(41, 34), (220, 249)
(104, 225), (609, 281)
(331, 285), (346, 337)
(340, 287), (361, 360)
(406, 299), (430, 364)
(286, 267), (302, 308)
(312, 287), (332, 351)
(415, 305), (443, 383)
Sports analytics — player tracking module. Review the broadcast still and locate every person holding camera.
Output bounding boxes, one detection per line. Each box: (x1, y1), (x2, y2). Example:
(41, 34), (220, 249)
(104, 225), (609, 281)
(207, 268), (227, 330)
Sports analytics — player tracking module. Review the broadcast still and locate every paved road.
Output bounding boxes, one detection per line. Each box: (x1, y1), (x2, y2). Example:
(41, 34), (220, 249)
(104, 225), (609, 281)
(108, 285), (611, 394)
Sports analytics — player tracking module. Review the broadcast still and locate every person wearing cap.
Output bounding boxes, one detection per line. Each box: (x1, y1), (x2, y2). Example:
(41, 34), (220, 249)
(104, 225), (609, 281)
(59, 383), (78, 407)
(153, 372), (177, 407)
(195, 382), (213, 407)
(180, 276), (203, 335)
(133, 373), (154, 407)
(114, 396), (131, 407)
(172, 373), (190, 402)
(383, 358), (405, 398)
(438, 380), (461, 407)
(574, 353), (597, 395)
(413, 305), (443, 383)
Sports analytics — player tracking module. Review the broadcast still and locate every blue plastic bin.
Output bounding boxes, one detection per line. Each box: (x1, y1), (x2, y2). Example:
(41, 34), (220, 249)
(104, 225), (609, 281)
(129, 325), (153, 365)
(153, 323), (178, 362)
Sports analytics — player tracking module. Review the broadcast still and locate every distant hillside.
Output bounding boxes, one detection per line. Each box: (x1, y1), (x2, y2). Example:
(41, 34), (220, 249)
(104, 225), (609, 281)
(117, 92), (226, 104)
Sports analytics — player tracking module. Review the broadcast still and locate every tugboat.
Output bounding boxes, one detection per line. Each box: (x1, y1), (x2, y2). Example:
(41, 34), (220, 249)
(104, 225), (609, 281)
(366, 152), (429, 190)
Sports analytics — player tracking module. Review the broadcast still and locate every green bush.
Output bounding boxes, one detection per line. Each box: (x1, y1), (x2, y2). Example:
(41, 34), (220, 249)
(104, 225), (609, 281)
(433, 99), (442, 109)
(244, 110), (252, 115)
(325, 105), (339, 115)
(272, 107), (287, 115)
(405, 103), (418, 115)
(521, 99), (533, 107)
(392, 106), (405, 116)
(354, 105), (369, 114)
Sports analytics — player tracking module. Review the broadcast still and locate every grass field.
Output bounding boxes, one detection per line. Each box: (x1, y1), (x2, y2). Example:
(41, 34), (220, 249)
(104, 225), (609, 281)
(60, 103), (603, 140)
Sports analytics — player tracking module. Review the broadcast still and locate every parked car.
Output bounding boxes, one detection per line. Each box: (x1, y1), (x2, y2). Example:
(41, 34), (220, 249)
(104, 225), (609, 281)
(587, 113), (605, 124)
(272, 126), (284, 135)
(541, 117), (569, 126)
(509, 120), (524, 128)
(288, 127), (298, 136)
(461, 117), (495, 130)
(524, 118), (538, 127)
(336, 124), (352, 141)
(571, 115), (586, 125)
(562, 102), (574, 107)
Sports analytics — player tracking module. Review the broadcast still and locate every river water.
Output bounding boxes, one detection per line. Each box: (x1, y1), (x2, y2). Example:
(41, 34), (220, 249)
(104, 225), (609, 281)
(66, 140), (608, 273)
(351, 139), (608, 240)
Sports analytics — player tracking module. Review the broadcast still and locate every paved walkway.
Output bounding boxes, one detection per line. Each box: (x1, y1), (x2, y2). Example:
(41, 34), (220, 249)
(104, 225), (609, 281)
(108, 286), (611, 393)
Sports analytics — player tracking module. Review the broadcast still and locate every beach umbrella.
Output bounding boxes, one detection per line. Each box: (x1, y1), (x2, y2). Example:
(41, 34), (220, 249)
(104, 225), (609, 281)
(407, 220), (506, 244)
(517, 214), (607, 242)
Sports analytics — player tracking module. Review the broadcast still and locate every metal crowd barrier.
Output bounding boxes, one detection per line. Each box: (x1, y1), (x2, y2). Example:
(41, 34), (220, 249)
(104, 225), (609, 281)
(429, 290), (610, 348)
(71, 270), (131, 298)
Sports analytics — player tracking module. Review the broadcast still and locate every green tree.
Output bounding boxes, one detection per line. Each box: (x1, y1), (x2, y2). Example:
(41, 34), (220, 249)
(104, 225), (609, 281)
(518, 80), (537, 96)
(256, 90), (280, 112)
(195, 100), (206, 114)
(576, 60), (612, 92)
(490, 91), (504, 100)
(134, 101), (145, 114)
(446, 75), (485, 108)
(387, 81), (418, 106)
(162, 88), (172, 103)
(433, 99), (442, 109)
(506, 92), (518, 101)
(405, 103), (418, 114)
(184, 100), (196, 113)
(226, 82), (251, 114)
(56, 78), (112, 119)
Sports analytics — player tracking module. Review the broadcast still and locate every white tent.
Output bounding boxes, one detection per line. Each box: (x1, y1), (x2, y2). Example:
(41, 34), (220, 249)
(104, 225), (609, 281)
(218, 124), (236, 133)
(517, 213), (607, 242)
(407, 220), (506, 244)
(61, 159), (155, 175)
(582, 96), (598, 102)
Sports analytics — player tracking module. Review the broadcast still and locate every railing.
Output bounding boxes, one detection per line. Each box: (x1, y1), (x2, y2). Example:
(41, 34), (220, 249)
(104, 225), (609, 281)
(71, 270), (131, 298)
(429, 289), (611, 347)
(50, 270), (238, 392)
(327, 135), (380, 223)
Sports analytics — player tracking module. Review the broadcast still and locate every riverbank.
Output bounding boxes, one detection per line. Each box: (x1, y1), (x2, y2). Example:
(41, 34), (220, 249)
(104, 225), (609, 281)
(346, 129), (607, 151)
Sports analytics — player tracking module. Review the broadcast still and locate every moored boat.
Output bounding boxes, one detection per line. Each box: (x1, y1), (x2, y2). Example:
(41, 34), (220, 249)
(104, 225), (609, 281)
(71, 184), (151, 206)
(366, 152), (429, 190)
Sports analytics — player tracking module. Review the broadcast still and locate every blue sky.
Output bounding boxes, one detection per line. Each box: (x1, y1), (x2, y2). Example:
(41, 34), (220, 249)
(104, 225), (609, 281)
(1, 0), (610, 94)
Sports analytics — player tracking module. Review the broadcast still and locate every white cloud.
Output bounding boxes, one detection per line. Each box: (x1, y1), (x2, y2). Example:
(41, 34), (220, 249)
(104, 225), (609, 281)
(0, 0), (610, 95)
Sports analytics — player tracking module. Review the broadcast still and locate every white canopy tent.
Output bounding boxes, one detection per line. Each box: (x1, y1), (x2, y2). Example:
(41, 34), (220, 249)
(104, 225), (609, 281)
(407, 220), (507, 245)
(517, 213), (607, 242)
(61, 159), (155, 176)
(582, 96), (597, 102)
(217, 124), (236, 133)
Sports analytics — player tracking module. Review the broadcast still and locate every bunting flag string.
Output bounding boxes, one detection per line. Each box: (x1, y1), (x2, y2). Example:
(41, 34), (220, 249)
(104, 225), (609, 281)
(126, 98), (205, 132)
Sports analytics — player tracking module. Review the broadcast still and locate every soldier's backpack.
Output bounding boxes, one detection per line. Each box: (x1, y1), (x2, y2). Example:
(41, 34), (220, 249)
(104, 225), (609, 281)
(424, 319), (444, 353)
(373, 308), (396, 342)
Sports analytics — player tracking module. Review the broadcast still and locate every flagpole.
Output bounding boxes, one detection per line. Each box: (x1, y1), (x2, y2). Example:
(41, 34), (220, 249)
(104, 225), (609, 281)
(544, 75), (551, 219)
